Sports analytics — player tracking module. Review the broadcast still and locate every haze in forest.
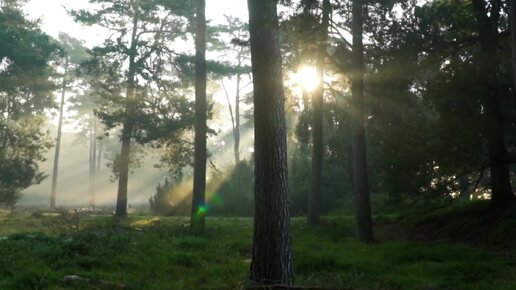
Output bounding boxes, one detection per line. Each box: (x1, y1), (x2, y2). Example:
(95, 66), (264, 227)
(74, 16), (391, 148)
(20, 0), (254, 207)
(1, 0), (515, 288)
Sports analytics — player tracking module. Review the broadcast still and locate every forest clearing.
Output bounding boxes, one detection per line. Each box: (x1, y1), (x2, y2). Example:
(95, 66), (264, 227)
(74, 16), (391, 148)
(0, 202), (515, 290)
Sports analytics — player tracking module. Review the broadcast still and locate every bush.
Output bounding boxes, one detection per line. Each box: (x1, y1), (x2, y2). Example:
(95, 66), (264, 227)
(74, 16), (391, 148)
(208, 160), (254, 216)
(0, 188), (20, 213)
(149, 178), (175, 216)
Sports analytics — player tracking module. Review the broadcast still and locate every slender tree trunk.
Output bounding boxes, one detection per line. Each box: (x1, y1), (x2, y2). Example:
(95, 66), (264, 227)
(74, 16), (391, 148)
(89, 113), (93, 208)
(459, 175), (470, 200)
(510, 0), (516, 94)
(50, 57), (68, 209)
(223, 77), (239, 165)
(115, 12), (139, 218)
(351, 0), (374, 242)
(248, 0), (294, 285)
(234, 69), (242, 206)
(472, 0), (515, 208)
(191, 0), (207, 231)
(97, 139), (102, 172)
(234, 70), (241, 165)
(91, 116), (97, 209)
(308, 0), (331, 226)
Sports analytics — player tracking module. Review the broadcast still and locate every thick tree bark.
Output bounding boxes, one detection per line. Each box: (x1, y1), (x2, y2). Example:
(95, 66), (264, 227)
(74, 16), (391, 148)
(472, 0), (515, 208)
(50, 56), (68, 209)
(248, 0), (294, 285)
(191, 0), (207, 231)
(115, 133), (131, 216)
(351, 0), (374, 242)
(308, 0), (331, 226)
(115, 12), (139, 218)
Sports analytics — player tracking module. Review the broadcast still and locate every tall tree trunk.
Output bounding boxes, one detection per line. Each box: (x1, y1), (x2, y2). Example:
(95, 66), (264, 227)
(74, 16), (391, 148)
(248, 0), (294, 285)
(88, 114), (97, 209)
(89, 113), (93, 208)
(472, 0), (515, 208)
(234, 69), (242, 206)
(91, 116), (97, 209)
(191, 0), (207, 231)
(308, 0), (331, 226)
(351, 0), (374, 242)
(50, 56), (68, 209)
(234, 69), (241, 165)
(115, 12), (139, 218)
(511, 0), (516, 95)
(97, 139), (102, 172)
(459, 175), (470, 200)
(88, 121), (91, 180)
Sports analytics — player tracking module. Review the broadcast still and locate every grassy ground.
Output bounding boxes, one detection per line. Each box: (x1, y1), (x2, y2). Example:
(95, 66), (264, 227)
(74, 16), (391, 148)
(0, 206), (514, 290)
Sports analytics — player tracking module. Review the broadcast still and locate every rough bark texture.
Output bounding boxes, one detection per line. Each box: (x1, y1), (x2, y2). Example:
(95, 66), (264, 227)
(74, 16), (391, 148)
(115, 13), (139, 218)
(472, 0), (515, 208)
(191, 0), (207, 231)
(308, 0), (331, 226)
(248, 0), (294, 285)
(115, 133), (131, 217)
(351, 0), (374, 242)
(50, 57), (68, 209)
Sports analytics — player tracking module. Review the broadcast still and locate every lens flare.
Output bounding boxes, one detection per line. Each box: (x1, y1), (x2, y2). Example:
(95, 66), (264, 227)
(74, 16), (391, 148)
(295, 66), (319, 92)
(196, 205), (207, 217)
(206, 191), (224, 207)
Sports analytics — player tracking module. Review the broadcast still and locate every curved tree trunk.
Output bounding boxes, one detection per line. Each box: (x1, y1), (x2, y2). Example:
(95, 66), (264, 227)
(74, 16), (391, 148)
(191, 0), (207, 231)
(50, 56), (68, 209)
(248, 0), (294, 285)
(351, 0), (374, 242)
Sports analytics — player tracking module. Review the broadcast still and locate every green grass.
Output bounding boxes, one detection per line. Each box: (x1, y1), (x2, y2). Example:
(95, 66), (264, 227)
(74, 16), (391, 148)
(0, 213), (514, 290)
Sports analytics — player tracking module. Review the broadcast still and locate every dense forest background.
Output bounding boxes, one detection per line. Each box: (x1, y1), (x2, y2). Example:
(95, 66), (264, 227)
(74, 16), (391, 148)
(2, 0), (513, 214)
(0, 0), (515, 288)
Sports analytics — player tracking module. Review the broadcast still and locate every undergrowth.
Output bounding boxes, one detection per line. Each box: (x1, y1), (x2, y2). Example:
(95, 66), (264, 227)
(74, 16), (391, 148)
(0, 209), (513, 290)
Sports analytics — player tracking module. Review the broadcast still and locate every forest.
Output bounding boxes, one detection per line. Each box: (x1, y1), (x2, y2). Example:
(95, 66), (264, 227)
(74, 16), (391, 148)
(0, 0), (515, 289)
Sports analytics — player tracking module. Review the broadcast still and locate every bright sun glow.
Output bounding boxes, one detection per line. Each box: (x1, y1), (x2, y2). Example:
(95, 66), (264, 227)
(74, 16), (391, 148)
(294, 66), (320, 92)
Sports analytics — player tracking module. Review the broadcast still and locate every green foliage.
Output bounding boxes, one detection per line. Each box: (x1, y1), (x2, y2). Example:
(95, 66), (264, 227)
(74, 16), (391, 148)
(149, 177), (174, 215)
(0, 5), (59, 207)
(0, 214), (514, 289)
(0, 117), (52, 208)
(290, 89), (357, 216)
(71, 0), (197, 179)
(208, 160), (254, 216)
